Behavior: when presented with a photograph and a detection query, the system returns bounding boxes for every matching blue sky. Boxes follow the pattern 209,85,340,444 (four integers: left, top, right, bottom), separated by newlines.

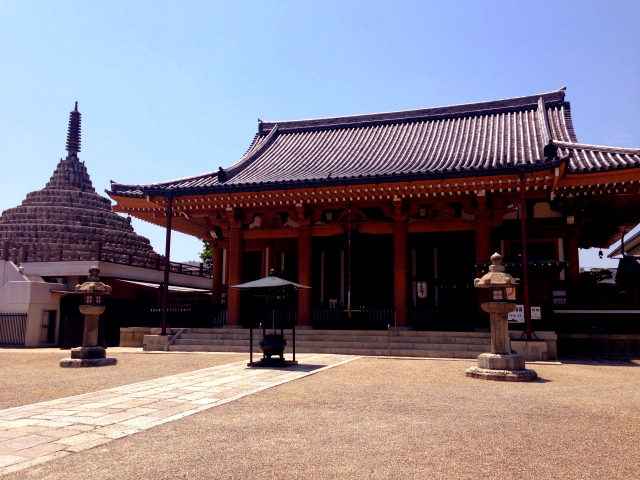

1,1,638,268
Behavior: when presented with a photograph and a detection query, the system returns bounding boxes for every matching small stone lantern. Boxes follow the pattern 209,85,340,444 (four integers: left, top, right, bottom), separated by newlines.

466,253,537,381
60,267,117,367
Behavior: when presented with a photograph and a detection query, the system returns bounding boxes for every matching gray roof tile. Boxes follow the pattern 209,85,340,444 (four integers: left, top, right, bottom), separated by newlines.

109,88,640,197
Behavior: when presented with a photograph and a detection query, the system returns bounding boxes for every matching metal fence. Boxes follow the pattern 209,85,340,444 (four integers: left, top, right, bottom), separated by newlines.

0,313,27,346
142,306,227,329
242,308,297,329
409,308,480,332
312,306,395,330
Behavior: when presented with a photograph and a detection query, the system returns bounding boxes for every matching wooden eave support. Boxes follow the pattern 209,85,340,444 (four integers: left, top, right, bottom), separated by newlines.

112,170,567,238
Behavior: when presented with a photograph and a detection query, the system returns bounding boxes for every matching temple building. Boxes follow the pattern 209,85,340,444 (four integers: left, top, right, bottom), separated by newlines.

108,87,640,344
0,104,212,348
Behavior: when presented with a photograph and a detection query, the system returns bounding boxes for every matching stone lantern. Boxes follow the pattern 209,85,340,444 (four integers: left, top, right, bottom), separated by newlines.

60,267,117,367
466,253,537,381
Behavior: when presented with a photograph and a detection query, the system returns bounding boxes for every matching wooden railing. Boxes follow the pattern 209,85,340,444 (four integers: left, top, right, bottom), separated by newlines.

1,241,212,279
0,313,27,346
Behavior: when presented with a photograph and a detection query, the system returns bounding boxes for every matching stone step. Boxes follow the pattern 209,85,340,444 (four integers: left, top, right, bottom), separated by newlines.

171,328,491,359
167,344,257,353
173,337,489,352
184,328,489,338
180,333,250,341
180,331,491,345
167,343,484,359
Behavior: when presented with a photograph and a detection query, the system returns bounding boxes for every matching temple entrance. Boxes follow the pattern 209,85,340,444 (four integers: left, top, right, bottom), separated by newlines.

350,234,394,308
410,231,478,331
311,233,393,329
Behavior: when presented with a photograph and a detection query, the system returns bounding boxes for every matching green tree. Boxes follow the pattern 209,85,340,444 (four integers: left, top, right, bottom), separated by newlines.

579,268,613,286
200,240,213,267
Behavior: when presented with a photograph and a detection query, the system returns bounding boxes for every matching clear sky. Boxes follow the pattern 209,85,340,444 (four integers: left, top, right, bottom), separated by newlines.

1,1,638,269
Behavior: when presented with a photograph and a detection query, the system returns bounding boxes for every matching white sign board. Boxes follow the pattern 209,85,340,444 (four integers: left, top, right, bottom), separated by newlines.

416,281,428,299
508,305,541,322
508,304,525,323
531,306,541,320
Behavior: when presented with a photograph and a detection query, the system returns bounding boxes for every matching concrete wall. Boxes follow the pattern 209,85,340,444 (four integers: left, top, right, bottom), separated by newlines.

0,260,28,287
120,327,154,347
510,331,557,360
0,278,61,347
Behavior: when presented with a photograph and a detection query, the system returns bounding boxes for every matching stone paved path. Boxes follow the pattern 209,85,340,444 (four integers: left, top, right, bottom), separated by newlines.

0,354,357,476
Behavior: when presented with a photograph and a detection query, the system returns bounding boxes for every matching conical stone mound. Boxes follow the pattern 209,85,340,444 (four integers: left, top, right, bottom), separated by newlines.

0,104,156,261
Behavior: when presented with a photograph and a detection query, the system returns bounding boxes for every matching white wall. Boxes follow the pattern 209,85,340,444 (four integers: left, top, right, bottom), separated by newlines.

0,260,27,287
0,278,61,347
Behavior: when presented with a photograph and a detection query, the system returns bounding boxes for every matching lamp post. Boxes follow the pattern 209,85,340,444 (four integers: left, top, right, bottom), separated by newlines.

60,266,117,367
466,253,537,381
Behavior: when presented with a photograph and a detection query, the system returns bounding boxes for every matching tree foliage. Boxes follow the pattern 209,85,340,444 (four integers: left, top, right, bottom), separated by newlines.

579,268,613,286
200,240,212,266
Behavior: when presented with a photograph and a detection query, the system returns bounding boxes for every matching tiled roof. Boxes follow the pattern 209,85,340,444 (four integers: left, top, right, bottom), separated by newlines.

109,88,640,197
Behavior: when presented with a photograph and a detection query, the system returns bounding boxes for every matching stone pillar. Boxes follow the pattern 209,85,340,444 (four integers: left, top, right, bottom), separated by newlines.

298,225,312,327
393,221,408,327
81,305,102,348
227,227,243,326
211,245,223,304
485,303,513,354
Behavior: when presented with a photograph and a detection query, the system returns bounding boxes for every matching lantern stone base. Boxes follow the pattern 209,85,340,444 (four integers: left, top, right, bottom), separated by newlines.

477,353,525,370
467,354,537,381
465,366,537,381
70,346,106,359
60,346,117,367
60,357,117,368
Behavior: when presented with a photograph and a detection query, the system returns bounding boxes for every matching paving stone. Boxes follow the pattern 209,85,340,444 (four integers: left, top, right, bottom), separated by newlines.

64,424,96,432
0,354,357,476
0,434,58,454
65,437,111,453
0,455,29,468
0,451,71,476
53,432,105,446
13,441,67,458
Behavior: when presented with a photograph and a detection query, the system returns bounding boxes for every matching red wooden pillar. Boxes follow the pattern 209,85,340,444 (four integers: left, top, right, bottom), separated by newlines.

297,225,312,327
227,228,243,326
211,244,223,304
475,210,492,325
393,221,408,327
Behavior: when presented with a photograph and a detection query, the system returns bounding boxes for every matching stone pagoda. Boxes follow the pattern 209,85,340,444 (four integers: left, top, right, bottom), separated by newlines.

0,103,156,261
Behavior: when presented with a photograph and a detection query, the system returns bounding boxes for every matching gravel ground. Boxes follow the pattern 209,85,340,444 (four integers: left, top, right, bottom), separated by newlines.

0,348,246,409
5,356,640,479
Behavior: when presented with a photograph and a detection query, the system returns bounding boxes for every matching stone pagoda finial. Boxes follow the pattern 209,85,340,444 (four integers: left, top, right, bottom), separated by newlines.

66,101,81,155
